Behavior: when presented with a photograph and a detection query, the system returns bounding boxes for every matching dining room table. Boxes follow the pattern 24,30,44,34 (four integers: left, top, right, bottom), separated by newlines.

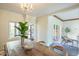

4,40,59,56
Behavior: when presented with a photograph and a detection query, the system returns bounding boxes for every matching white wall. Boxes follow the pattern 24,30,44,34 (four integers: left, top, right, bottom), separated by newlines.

37,15,48,42
37,15,63,46
37,15,79,46
0,9,23,49
0,9,36,49
62,20,79,40
47,15,63,46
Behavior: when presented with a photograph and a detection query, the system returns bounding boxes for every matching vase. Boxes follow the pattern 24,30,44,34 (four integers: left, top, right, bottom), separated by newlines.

21,37,24,48
23,39,35,50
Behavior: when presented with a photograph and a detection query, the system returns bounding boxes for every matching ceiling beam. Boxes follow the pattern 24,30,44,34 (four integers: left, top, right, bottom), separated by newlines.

63,18,79,21
53,15,64,22
53,15,79,22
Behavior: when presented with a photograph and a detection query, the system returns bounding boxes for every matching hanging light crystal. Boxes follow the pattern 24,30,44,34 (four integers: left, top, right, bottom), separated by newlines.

21,3,33,20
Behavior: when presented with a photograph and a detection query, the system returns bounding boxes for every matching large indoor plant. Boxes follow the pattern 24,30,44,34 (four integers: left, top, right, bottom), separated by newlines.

15,21,28,47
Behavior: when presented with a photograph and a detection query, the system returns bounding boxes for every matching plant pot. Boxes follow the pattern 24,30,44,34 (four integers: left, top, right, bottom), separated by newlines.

21,38,24,48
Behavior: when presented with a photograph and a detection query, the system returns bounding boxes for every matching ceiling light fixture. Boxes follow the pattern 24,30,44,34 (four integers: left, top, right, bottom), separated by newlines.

21,3,33,20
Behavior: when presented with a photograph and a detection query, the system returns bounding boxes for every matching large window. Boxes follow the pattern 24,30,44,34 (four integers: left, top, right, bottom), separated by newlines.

9,22,35,40
9,22,19,39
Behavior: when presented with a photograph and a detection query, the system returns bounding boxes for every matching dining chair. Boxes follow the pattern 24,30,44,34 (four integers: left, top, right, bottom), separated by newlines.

62,36,73,45
50,45,68,56
38,41,46,43
0,49,5,56
38,41,46,46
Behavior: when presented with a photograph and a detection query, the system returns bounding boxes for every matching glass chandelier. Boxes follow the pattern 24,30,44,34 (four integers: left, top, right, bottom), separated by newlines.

21,3,33,20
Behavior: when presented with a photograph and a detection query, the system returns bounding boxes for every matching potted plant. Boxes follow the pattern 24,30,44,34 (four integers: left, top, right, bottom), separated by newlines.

15,21,28,47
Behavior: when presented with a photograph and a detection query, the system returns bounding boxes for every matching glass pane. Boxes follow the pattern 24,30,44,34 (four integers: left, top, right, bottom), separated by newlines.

15,23,20,36
9,22,15,39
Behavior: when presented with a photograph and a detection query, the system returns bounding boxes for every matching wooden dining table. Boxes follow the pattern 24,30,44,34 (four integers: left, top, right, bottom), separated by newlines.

4,40,59,56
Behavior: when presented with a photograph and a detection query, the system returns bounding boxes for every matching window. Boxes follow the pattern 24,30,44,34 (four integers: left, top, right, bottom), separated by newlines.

9,22,19,39
9,22,35,40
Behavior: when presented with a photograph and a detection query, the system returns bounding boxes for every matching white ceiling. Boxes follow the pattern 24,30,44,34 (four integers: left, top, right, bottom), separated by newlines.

0,3,54,16
0,3,79,20
54,7,79,20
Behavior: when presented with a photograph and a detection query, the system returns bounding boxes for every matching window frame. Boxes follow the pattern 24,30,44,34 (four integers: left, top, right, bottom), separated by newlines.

8,21,20,39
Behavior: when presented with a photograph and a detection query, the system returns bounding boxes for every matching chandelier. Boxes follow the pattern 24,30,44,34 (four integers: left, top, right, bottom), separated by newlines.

21,3,34,40
21,3,33,20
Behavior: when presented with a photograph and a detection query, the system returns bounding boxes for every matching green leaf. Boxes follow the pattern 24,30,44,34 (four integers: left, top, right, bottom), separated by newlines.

15,21,28,39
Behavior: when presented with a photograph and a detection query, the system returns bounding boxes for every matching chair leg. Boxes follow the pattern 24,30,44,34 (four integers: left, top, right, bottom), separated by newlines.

72,41,73,46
